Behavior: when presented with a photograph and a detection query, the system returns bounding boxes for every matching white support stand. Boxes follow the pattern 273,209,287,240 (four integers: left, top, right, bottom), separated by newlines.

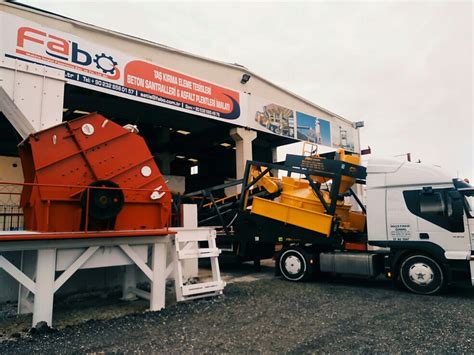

180,204,199,280
173,228,225,302
150,242,167,311
33,249,56,326
121,265,138,301
17,250,36,314
0,235,170,327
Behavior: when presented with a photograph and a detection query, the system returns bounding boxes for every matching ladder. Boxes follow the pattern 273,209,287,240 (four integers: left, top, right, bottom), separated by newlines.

173,228,226,301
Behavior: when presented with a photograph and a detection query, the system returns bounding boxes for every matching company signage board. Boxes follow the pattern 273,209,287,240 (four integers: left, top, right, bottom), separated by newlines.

0,13,242,124
0,12,357,151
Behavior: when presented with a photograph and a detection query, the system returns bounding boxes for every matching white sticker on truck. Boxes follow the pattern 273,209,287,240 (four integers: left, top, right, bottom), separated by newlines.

390,224,411,241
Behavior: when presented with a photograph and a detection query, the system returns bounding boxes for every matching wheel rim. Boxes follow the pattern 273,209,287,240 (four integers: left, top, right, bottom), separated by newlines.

408,262,434,286
284,255,302,275
400,255,444,295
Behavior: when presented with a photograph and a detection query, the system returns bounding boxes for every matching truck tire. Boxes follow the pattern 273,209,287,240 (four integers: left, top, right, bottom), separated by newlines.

278,247,311,282
399,254,445,295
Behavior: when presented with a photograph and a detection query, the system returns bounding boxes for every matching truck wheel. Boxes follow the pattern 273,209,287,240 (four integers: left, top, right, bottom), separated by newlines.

400,254,445,295
278,247,310,282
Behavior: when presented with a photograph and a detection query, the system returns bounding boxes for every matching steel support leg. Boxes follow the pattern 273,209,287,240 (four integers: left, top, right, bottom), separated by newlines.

32,248,56,327
121,265,138,301
18,250,36,314
150,242,167,311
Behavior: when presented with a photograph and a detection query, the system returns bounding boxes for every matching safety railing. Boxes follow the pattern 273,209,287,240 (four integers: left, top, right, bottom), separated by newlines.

0,183,23,231
0,181,173,233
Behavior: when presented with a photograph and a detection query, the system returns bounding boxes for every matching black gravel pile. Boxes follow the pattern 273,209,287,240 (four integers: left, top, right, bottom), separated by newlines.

0,277,472,353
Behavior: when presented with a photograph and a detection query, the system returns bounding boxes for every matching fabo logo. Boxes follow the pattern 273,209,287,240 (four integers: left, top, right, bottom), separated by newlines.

16,27,120,79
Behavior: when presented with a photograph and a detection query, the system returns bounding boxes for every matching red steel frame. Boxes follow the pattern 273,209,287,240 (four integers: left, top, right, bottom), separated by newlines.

17,113,173,233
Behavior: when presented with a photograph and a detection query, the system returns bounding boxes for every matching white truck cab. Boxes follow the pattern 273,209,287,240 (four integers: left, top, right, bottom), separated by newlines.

366,159,473,294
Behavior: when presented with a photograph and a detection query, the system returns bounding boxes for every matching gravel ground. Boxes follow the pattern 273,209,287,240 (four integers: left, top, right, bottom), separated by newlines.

0,273,472,354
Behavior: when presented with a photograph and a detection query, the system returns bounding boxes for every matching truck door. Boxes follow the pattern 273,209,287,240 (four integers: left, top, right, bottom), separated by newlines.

402,187,470,258
386,187,419,242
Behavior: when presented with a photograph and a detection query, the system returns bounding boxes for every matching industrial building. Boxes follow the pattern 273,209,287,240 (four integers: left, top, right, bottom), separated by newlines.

1,2,472,350
0,2,360,195
0,1,360,318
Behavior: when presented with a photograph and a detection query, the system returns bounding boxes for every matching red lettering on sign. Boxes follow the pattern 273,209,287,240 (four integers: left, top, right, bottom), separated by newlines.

17,27,46,47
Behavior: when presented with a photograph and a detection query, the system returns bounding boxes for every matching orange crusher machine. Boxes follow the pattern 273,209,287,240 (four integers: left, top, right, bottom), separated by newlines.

18,113,171,234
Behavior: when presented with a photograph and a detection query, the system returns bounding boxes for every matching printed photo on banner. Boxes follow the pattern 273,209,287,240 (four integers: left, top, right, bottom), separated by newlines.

331,122,356,151
254,103,295,138
296,112,331,146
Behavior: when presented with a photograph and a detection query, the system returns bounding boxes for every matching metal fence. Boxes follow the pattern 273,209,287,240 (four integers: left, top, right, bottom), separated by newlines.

0,184,24,231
